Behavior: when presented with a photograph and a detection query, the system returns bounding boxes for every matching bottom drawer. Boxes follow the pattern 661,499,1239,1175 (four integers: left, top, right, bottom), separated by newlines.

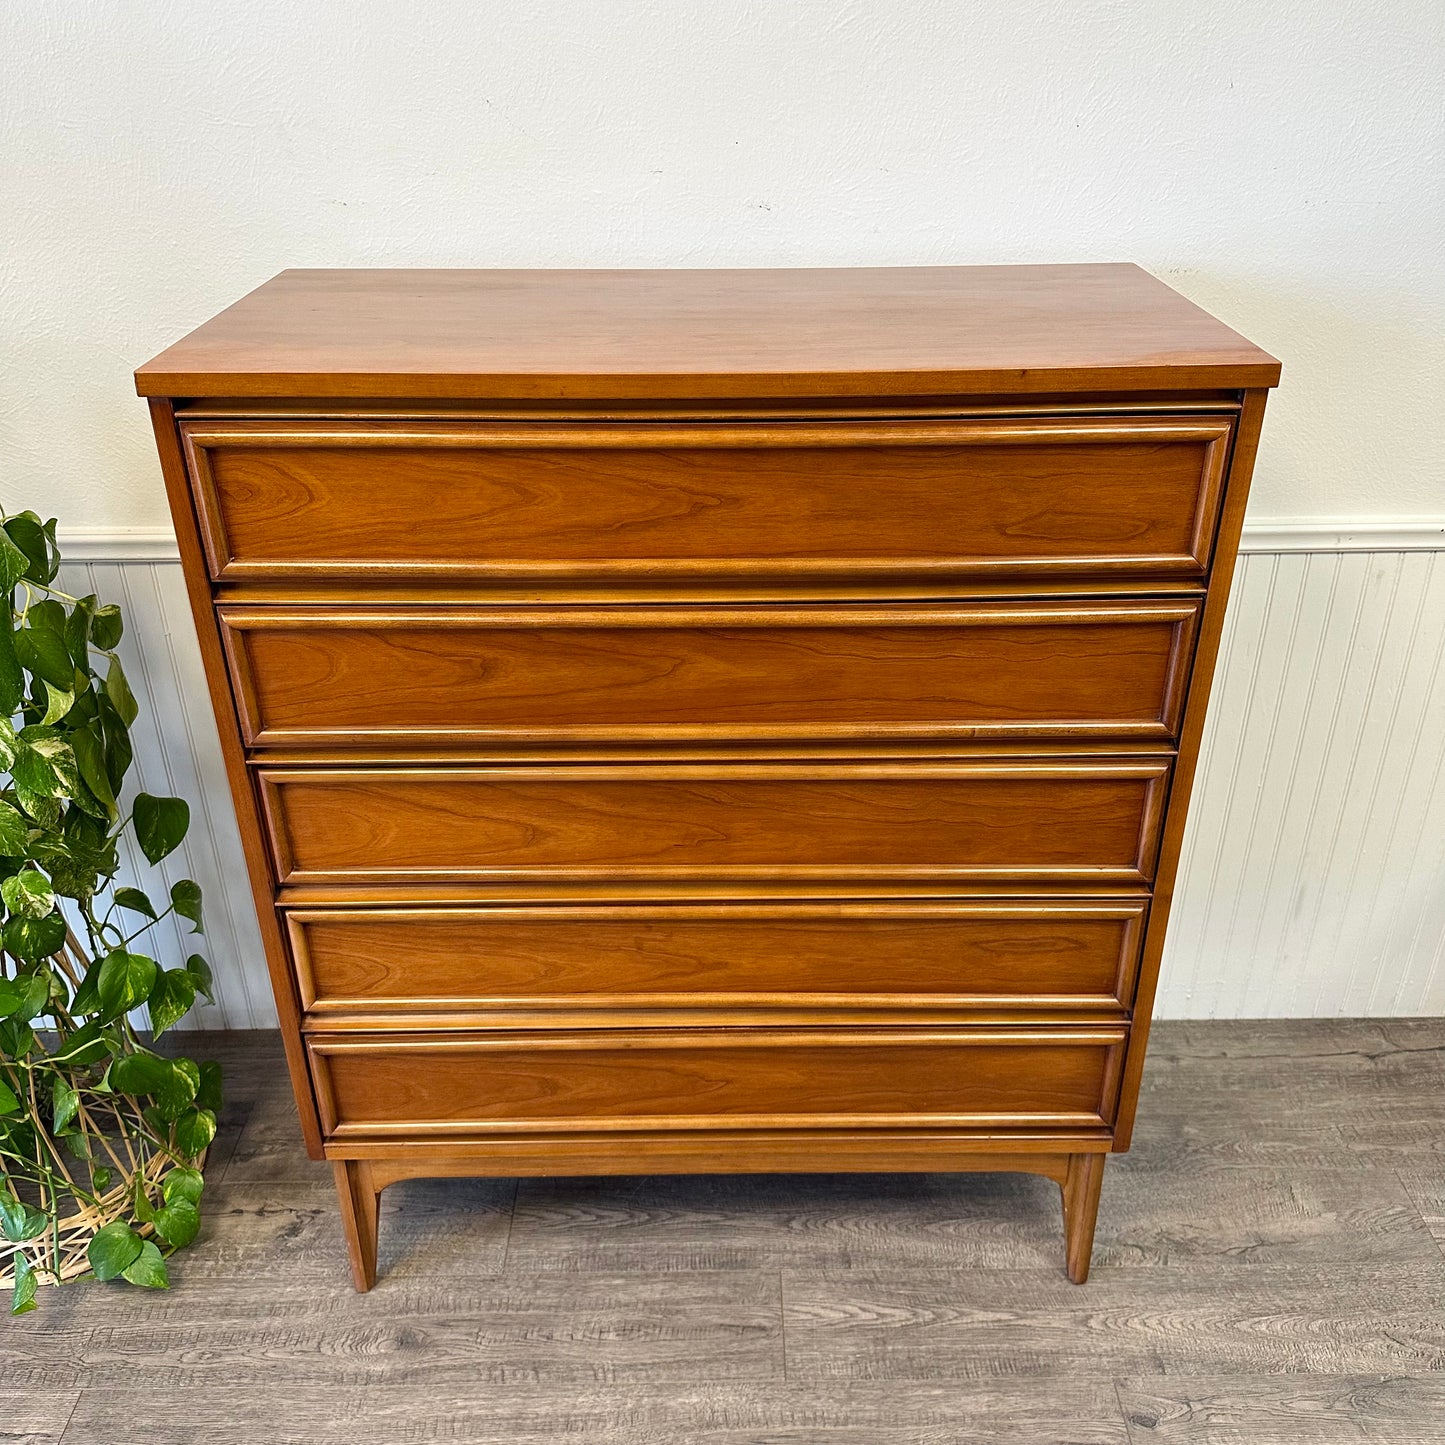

307,1027,1127,1138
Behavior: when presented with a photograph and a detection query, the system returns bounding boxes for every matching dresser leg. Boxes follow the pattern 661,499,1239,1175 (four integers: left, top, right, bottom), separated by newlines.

1060,1152,1106,1284
334,1160,380,1292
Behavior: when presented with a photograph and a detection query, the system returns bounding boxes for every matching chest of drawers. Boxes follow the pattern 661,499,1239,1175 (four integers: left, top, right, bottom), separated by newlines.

137,264,1277,1288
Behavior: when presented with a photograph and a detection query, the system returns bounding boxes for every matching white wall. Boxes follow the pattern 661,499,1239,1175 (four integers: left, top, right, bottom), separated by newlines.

5,3,1445,1020
2,0,1442,527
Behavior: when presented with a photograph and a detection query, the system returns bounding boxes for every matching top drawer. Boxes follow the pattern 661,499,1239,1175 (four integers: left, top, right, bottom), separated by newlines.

180,415,1234,585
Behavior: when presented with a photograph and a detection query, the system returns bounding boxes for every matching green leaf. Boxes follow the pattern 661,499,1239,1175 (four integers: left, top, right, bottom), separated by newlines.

10,1253,37,1315
96,949,157,1020
52,1076,80,1132
68,960,101,1017
0,528,30,592
0,980,20,1018
0,1019,35,1058
55,1017,108,1066
64,593,97,668
3,912,67,964
0,1192,48,1243
148,968,196,1038
104,655,138,728
0,717,18,771
90,602,123,651
170,879,203,933
133,793,188,865
1,867,55,919
195,1059,222,1114
71,721,117,819
121,1238,169,1289
97,695,132,791
40,681,74,726
186,953,214,1003
152,1198,200,1250
88,1220,144,1281
15,622,74,690
113,886,157,920
0,798,30,855
132,1177,155,1224
15,970,49,1023
107,1049,173,1097
162,1166,204,1207
13,731,81,815
3,513,60,585
152,1057,199,1121
92,1164,114,1193
174,1106,216,1158
0,615,23,718
0,1079,18,1114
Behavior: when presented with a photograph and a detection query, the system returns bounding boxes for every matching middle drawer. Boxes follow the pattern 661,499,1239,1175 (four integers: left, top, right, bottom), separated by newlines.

257,759,1170,888
219,600,1200,749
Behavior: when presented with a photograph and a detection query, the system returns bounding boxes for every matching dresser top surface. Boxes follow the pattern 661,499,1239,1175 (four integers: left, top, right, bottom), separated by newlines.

136,263,1279,401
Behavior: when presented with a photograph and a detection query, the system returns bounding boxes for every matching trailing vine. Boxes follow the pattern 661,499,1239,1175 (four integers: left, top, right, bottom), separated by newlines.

0,510,219,1313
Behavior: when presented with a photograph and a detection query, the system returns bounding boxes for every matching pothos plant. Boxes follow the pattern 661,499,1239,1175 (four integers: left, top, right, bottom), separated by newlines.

0,509,219,1315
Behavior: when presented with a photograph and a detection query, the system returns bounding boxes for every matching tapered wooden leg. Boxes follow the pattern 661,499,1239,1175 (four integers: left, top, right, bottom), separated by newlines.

333,1160,380,1292
1060,1151,1106,1284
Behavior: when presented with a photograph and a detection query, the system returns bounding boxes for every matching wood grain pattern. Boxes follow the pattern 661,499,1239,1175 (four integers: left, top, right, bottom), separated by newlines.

780,1267,1445,1379
183,414,1233,583
285,901,1147,1018
306,1027,1127,1138
53,1381,1134,1445
258,761,1171,887
1115,1374,1445,1442
134,263,1281,399
220,601,1199,747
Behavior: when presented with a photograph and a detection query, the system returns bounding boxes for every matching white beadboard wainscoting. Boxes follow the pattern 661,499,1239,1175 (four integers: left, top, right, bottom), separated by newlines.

54,523,1445,1029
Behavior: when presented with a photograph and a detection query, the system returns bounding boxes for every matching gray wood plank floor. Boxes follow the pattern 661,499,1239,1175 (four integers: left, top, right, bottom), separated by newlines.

2,1019,1442,1444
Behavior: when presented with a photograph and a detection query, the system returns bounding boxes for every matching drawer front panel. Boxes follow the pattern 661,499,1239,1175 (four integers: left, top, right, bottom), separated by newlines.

308,1027,1127,1136
259,762,1169,886
287,902,1147,1014
222,601,1199,748
184,416,1232,582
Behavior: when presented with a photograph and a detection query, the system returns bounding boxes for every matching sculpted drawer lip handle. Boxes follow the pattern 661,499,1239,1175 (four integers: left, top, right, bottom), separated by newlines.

305,1027,1132,1051
178,415,1237,447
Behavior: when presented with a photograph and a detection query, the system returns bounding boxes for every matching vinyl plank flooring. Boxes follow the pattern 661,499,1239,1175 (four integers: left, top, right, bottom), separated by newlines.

1116,1373,1445,1443
0,1391,80,1445
1093,1165,1442,1269
780,1265,1445,1380
1396,1170,1445,1260
5,1273,783,1389
55,1381,1130,1445
172,1175,517,1281
214,1087,312,1184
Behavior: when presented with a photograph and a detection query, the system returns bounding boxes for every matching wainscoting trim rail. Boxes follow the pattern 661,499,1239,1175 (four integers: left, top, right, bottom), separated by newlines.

58,518,1445,562
1237,517,1445,554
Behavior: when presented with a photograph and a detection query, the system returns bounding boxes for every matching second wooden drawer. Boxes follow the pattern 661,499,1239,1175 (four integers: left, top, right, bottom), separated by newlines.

221,600,1200,748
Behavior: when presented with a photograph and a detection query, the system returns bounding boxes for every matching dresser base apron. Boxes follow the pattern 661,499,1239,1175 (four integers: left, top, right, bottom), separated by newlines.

328,1137,1111,1291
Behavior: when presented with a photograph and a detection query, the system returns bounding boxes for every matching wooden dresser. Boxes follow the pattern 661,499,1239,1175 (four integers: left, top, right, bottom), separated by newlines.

137,265,1278,1289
